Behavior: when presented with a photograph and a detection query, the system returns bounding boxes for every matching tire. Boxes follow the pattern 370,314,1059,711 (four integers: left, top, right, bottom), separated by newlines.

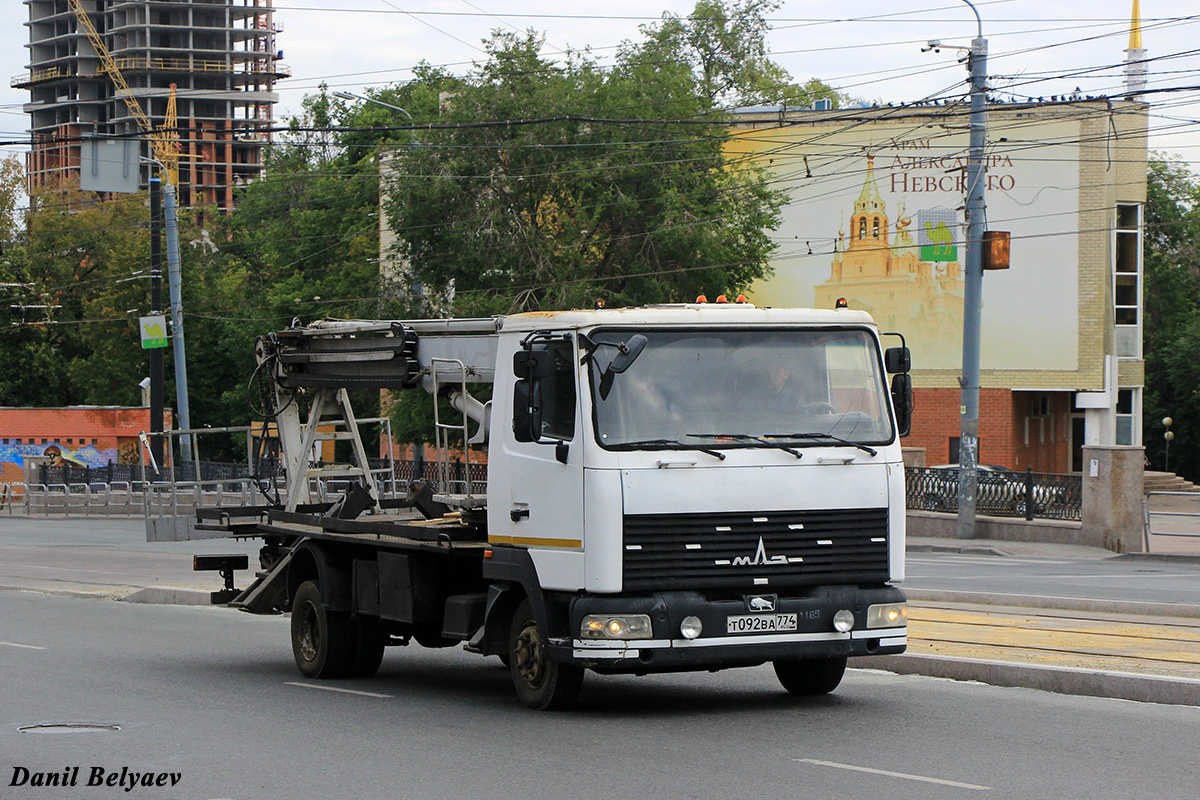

350,617,386,678
291,580,355,679
773,657,848,695
508,599,584,710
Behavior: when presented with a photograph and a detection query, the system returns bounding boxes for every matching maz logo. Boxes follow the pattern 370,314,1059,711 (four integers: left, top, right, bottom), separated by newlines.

728,537,803,566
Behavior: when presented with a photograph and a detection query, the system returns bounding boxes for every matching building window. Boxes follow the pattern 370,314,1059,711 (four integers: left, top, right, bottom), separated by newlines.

949,437,982,465
1115,387,1139,446
1114,204,1142,358
872,217,880,238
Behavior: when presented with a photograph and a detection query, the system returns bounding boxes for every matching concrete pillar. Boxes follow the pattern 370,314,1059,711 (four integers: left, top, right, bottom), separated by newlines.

1081,445,1145,553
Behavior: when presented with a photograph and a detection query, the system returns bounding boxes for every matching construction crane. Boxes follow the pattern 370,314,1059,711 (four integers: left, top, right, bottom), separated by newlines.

67,0,180,186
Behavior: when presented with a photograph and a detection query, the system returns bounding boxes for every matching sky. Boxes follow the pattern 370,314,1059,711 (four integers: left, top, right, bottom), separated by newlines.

1,0,1198,169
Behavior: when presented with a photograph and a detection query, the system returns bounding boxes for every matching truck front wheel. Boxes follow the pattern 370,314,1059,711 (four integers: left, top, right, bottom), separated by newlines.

773,657,847,695
291,580,355,679
508,599,583,710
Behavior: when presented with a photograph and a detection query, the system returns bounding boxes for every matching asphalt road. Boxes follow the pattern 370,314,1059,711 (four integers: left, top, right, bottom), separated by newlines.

905,550,1200,608
0,517,260,597
2,591,1199,800
4,517,1198,609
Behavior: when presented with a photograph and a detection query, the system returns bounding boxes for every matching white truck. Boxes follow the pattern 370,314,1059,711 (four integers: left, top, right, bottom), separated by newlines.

174,301,912,709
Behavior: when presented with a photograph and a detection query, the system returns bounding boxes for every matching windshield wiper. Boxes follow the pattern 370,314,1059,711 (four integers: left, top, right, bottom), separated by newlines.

613,439,726,461
774,432,877,457
687,433,802,459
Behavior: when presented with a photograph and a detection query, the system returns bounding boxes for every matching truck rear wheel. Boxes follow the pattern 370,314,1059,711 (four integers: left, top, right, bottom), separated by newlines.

291,580,355,679
773,656,847,695
508,599,583,710
350,617,386,678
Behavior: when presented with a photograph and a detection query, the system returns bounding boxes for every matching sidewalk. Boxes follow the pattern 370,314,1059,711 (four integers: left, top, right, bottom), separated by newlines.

858,536,1200,706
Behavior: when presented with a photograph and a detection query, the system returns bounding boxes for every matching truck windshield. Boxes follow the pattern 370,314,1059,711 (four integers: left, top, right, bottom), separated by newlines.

587,327,894,450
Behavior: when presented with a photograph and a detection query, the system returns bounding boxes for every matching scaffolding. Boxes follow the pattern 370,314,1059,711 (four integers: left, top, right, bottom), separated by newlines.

18,0,288,210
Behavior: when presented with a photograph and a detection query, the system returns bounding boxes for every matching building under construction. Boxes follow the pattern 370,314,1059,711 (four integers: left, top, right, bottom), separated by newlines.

16,0,287,210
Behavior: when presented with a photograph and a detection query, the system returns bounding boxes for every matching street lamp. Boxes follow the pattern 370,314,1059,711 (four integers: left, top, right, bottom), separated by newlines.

332,90,414,121
332,90,425,306
1163,416,1174,472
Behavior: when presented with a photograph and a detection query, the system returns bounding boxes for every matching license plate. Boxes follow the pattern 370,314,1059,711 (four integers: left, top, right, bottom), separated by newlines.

726,613,798,634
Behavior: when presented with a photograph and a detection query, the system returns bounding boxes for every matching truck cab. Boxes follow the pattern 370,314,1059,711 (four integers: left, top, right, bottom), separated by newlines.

481,304,909,706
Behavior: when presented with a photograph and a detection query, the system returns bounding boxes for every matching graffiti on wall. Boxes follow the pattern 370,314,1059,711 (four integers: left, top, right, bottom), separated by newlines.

0,442,118,474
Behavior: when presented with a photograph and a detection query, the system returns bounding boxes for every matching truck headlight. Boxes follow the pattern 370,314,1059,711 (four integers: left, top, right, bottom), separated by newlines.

866,602,907,628
580,614,653,640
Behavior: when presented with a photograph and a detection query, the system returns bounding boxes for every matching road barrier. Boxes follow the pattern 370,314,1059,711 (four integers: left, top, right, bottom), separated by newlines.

1143,491,1200,552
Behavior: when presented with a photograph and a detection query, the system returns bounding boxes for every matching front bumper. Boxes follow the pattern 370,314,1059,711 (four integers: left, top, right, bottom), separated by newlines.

559,585,907,673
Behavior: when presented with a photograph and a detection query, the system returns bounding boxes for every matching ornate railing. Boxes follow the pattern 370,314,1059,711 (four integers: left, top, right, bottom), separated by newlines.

905,466,1082,521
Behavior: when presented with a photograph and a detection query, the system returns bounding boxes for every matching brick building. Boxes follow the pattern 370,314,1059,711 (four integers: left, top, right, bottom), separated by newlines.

17,0,286,210
0,406,167,483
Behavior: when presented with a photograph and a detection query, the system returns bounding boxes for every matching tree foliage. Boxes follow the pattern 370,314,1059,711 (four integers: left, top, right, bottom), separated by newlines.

2,0,852,454
1143,154,1200,481
1,183,151,407
383,17,788,317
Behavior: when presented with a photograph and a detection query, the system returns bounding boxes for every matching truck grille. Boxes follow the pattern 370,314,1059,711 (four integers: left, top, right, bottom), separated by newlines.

622,508,889,592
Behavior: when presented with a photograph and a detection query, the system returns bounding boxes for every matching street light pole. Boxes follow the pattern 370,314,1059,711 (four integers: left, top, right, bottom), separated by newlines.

1163,417,1174,473
332,90,425,308
148,175,165,472
332,90,414,120
957,0,988,540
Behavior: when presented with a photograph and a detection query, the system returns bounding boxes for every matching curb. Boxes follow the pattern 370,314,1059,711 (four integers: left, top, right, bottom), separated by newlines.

904,587,1200,618
1117,552,1200,565
907,543,1010,557
121,587,213,606
852,653,1200,707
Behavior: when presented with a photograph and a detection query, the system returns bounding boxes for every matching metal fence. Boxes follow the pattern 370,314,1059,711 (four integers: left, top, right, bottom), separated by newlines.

1144,491,1200,552
3,458,487,518
905,466,1082,521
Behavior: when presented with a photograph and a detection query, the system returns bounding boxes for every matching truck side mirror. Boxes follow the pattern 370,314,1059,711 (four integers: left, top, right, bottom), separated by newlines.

512,379,543,443
891,373,913,437
598,333,648,400
513,349,554,379
885,346,911,374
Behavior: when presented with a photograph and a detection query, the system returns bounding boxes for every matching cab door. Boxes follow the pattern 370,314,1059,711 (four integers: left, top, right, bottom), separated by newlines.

491,336,585,589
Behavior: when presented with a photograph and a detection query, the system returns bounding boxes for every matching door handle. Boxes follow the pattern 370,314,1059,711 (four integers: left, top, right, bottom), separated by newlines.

510,506,530,522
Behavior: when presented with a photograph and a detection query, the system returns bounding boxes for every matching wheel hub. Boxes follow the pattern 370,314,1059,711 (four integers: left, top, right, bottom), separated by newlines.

514,622,545,688
297,602,319,662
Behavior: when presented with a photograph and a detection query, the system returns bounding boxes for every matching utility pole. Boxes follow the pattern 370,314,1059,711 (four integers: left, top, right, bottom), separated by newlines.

957,1,988,539
149,175,165,471
163,182,192,462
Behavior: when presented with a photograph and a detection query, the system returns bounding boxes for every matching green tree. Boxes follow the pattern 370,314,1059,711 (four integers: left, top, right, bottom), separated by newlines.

1143,154,1200,481
0,156,23,244
383,28,785,317
0,183,151,407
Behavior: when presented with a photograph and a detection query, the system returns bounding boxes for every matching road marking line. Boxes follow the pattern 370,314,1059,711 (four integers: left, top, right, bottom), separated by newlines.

794,759,992,790
284,682,392,699
0,641,46,650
